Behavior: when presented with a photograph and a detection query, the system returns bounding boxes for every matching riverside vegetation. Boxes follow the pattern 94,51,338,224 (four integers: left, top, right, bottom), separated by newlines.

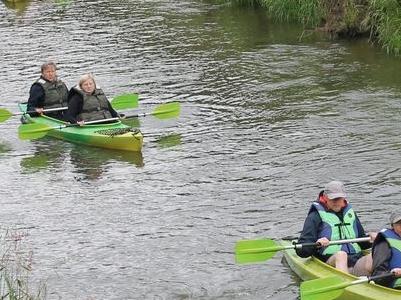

0,228,45,300
224,0,401,56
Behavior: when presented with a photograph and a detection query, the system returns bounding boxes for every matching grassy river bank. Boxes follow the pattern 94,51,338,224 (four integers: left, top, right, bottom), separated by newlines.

224,0,401,56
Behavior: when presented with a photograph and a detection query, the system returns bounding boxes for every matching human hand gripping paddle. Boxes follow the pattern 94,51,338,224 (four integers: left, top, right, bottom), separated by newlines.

0,93,139,123
300,272,396,300
18,101,180,140
235,237,370,264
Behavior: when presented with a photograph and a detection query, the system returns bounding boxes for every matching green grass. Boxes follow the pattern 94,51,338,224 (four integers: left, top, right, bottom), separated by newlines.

369,0,401,55
222,0,325,27
261,0,324,27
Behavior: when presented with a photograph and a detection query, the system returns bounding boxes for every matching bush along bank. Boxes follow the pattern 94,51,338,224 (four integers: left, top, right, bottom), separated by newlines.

225,0,401,56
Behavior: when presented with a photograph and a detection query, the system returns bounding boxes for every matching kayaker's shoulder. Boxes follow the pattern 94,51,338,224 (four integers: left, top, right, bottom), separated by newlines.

68,87,82,99
37,78,46,84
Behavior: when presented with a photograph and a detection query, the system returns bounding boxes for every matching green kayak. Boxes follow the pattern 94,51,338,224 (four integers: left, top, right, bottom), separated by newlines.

18,104,143,152
281,240,401,300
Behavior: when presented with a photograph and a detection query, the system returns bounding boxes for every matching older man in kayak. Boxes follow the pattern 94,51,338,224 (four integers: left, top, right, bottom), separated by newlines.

296,181,376,276
27,61,68,120
371,210,401,288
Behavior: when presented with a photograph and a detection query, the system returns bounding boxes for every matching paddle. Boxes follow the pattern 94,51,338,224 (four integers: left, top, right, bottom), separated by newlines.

0,107,67,123
109,93,139,110
235,237,370,264
0,93,138,123
300,272,395,300
18,102,180,140
125,101,180,120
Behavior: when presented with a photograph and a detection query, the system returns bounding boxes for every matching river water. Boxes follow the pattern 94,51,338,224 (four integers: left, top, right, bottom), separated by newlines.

1,0,401,299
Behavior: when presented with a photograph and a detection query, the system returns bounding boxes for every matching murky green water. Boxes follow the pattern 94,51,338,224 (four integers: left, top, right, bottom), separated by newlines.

1,0,401,299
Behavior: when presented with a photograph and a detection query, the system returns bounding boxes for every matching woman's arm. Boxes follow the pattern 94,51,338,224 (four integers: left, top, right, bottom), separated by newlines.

372,240,393,287
65,94,83,123
107,101,119,118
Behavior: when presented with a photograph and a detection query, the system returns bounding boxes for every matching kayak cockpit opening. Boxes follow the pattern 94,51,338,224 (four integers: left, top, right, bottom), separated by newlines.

94,127,141,137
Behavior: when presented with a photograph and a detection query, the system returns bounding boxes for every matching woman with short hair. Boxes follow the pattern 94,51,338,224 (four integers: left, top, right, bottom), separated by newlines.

66,74,119,125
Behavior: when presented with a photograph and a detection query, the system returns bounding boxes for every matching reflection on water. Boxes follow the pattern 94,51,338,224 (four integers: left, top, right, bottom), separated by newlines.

3,0,72,9
1,0,32,14
20,139,67,173
20,153,56,172
0,141,12,154
20,139,144,177
1,0,71,15
69,143,144,180
54,0,71,8
155,133,182,148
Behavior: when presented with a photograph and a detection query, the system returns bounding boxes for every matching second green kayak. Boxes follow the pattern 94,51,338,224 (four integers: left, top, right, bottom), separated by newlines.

281,240,401,300
19,104,143,152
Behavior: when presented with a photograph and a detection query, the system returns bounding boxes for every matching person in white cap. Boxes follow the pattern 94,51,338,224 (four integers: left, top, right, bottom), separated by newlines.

295,181,376,275
371,209,401,289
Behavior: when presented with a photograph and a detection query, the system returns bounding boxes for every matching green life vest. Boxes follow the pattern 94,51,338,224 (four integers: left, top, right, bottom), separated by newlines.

35,78,68,109
313,202,362,255
73,87,113,122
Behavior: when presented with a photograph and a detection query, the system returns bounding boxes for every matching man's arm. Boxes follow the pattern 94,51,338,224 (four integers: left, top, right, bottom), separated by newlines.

295,211,321,258
27,84,45,117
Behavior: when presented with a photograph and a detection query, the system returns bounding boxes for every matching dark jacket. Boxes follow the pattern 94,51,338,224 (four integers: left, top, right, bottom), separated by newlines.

65,88,119,124
27,77,68,119
27,83,45,117
372,232,401,288
295,191,371,264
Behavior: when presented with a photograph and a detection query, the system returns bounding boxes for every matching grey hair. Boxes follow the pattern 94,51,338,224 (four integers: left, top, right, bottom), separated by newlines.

41,61,57,73
78,73,96,89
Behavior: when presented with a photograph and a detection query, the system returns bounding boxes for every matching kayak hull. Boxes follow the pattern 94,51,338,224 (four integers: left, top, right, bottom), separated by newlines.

19,104,143,152
281,240,401,300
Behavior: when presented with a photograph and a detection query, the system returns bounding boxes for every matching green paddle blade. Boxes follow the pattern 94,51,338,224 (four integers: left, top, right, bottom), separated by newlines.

18,123,52,140
300,276,346,300
152,102,180,119
0,108,12,123
235,239,282,264
111,93,139,110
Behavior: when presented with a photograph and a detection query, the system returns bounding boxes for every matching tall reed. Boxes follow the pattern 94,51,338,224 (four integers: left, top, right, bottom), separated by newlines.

369,0,401,55
0,228,46,299
224,0,325,27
